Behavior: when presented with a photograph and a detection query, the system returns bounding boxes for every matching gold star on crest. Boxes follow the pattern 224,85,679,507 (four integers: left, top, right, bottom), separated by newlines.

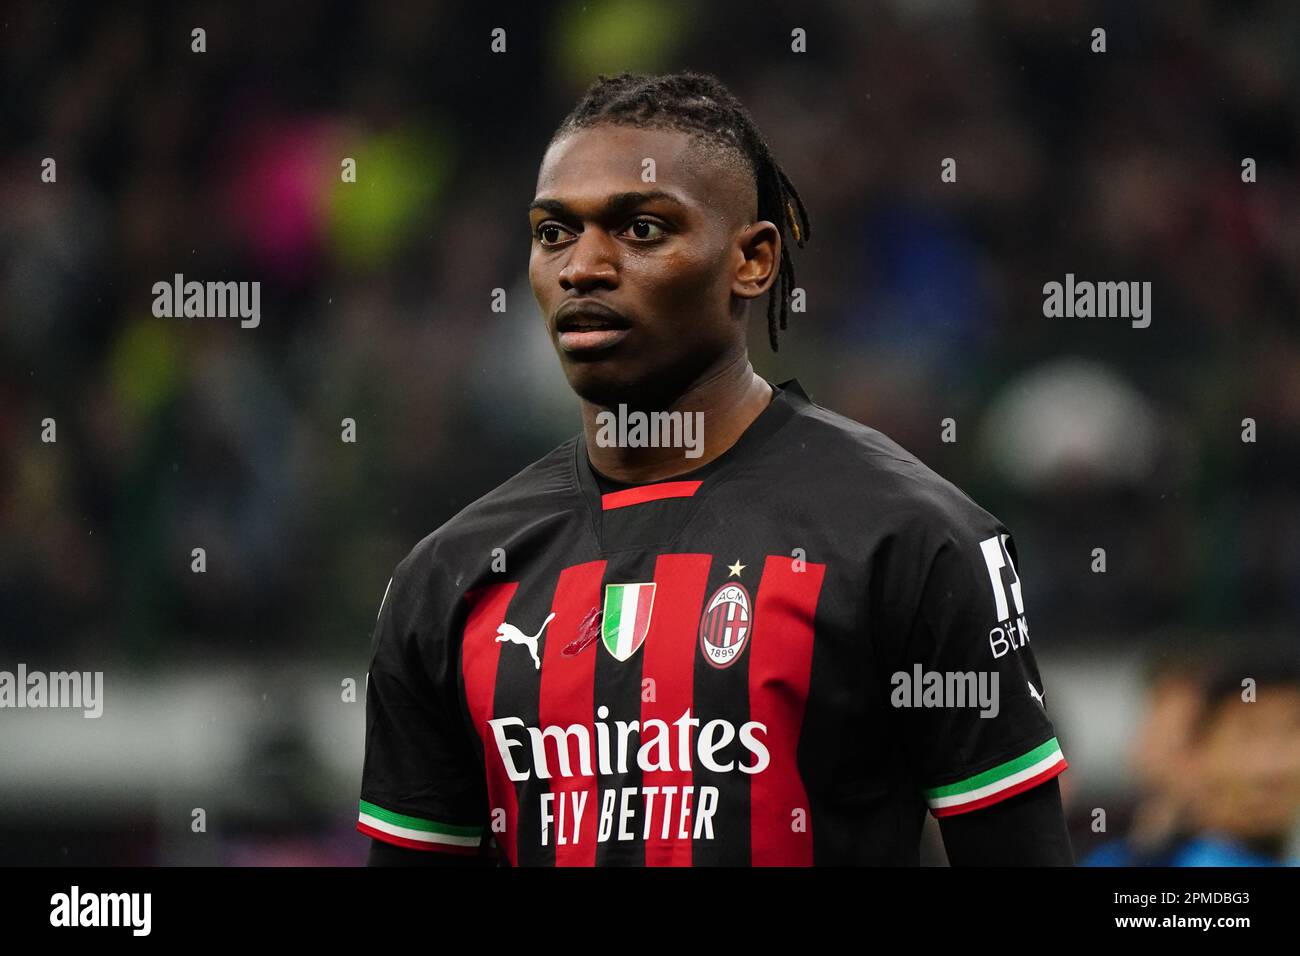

727,559,746,577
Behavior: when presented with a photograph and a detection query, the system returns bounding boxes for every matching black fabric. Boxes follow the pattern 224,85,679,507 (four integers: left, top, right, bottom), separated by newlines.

939,777,1073,866
357,378,1069,864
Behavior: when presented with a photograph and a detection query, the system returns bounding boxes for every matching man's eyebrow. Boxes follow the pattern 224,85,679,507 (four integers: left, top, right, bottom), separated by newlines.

527,190,689,218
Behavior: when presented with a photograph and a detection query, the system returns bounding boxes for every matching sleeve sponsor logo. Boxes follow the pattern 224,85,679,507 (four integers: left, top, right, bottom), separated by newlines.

979,534,1031,659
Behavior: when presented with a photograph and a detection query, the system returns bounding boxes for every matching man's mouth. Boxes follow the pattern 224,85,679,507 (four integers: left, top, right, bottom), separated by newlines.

554,302,632,354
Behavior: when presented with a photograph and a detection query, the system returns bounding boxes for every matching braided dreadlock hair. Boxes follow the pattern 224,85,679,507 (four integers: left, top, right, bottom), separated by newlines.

552,71,811,352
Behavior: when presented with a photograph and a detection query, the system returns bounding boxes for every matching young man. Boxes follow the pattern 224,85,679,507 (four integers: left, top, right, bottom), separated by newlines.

1086,654,1300,866
359,72,1072,866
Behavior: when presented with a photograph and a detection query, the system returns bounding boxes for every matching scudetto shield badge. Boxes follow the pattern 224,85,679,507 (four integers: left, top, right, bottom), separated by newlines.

601,583,656,662
699,582,752,668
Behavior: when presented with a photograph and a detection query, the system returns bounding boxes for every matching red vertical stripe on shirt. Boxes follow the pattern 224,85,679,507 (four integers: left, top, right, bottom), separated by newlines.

537,560,607,866
640,553,712,866
748,555,826,866
460,582,519,866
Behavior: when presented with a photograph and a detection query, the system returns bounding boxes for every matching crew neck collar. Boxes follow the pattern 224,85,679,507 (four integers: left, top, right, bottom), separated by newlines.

572,379,810,551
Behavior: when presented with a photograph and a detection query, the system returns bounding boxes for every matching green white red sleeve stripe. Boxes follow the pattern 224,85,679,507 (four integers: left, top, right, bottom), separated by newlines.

924,737,1067,817
357,799,485,854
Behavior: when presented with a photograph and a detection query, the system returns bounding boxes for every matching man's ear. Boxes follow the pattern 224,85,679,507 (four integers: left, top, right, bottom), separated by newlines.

732,220,781,301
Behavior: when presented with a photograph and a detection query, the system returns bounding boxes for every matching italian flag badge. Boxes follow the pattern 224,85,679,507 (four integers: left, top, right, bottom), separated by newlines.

601,582,656,661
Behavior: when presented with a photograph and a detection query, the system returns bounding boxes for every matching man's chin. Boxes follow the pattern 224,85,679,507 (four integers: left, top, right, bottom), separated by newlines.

561,361,683,411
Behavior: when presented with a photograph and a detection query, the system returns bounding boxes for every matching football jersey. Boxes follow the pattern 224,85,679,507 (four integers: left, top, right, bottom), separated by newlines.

357,379,1067,865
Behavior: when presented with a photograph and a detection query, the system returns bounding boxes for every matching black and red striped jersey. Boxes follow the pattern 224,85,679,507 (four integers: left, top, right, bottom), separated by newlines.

357,379,1067,865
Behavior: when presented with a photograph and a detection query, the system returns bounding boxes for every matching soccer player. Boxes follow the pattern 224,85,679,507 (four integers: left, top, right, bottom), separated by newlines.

359,71,1073,866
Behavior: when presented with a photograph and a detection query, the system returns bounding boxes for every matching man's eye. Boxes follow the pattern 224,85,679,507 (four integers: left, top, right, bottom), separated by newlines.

537,224,571,246
622,219,665,241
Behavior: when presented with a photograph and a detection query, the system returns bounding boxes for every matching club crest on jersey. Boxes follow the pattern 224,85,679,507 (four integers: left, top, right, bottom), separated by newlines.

601,583,656,662
699,582,752,668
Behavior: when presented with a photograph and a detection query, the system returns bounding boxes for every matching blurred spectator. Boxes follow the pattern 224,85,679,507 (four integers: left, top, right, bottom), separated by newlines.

1086,651,1300,866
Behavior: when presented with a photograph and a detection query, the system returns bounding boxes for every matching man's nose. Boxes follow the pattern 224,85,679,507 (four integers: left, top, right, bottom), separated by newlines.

558,231,618,292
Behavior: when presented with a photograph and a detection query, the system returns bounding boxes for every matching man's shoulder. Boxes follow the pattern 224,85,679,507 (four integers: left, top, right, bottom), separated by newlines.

393,436,582,583
783,395,1002,539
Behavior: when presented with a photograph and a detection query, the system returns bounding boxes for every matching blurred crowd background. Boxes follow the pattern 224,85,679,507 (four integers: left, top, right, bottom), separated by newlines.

1,0,1297,865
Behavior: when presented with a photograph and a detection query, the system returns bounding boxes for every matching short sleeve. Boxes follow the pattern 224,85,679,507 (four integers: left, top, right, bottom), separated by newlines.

895,519,1067,818
357,559,492,855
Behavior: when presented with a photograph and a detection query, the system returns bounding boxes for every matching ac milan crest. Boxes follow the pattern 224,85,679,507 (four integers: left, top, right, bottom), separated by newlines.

698,582,752,668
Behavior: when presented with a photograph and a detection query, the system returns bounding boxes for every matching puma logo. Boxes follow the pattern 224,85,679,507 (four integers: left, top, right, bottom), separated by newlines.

495,613,556,670
1028,681,1045,707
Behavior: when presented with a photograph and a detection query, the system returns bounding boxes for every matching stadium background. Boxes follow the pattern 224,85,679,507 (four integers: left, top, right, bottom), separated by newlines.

1,0,1297,865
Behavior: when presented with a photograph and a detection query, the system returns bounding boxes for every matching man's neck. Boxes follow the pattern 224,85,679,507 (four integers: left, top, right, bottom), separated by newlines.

580,358,774,483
